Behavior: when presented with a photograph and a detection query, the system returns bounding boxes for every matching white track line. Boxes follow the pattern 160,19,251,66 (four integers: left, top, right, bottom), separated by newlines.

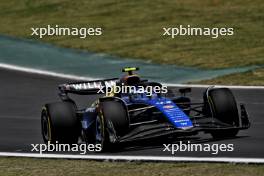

163,83,264,89
0,152,264,163
1,63,263,89
0,63,97,81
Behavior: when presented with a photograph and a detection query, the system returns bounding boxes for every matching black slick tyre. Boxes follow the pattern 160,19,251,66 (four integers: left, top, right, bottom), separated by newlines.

206,88,239,139
41,102,79,144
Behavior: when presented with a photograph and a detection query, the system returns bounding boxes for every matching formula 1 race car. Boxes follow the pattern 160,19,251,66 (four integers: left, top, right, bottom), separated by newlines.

41,67,250,152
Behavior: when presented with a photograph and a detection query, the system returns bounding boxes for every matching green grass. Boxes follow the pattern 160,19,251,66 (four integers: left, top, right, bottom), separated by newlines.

0,157,264,176
190,68,264,85
0,0,263,69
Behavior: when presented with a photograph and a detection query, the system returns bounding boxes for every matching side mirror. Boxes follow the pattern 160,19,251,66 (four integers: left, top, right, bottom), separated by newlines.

179,88,191,96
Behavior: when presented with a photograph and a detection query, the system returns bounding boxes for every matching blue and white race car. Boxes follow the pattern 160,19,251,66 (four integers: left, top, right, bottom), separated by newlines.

41,67,250,151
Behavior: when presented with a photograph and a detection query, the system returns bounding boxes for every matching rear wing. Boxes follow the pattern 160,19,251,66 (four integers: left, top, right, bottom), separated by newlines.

58,78,119,95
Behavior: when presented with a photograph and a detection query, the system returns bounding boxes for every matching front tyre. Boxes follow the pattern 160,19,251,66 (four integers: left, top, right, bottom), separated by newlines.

94,100,129,152
205,88,239,139
94,113,109,152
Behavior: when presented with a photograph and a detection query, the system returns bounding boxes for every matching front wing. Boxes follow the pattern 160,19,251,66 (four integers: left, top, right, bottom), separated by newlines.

107,104,250,143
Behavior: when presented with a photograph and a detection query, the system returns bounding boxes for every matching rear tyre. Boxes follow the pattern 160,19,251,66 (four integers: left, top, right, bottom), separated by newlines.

95,100,129,152
41,102,79,144
206,88,239,139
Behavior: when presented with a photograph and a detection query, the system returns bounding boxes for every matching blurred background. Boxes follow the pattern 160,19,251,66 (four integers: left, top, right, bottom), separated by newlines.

0,0,263,84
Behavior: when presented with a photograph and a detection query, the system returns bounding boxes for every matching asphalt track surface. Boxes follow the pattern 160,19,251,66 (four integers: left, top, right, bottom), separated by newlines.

0,68,263,158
